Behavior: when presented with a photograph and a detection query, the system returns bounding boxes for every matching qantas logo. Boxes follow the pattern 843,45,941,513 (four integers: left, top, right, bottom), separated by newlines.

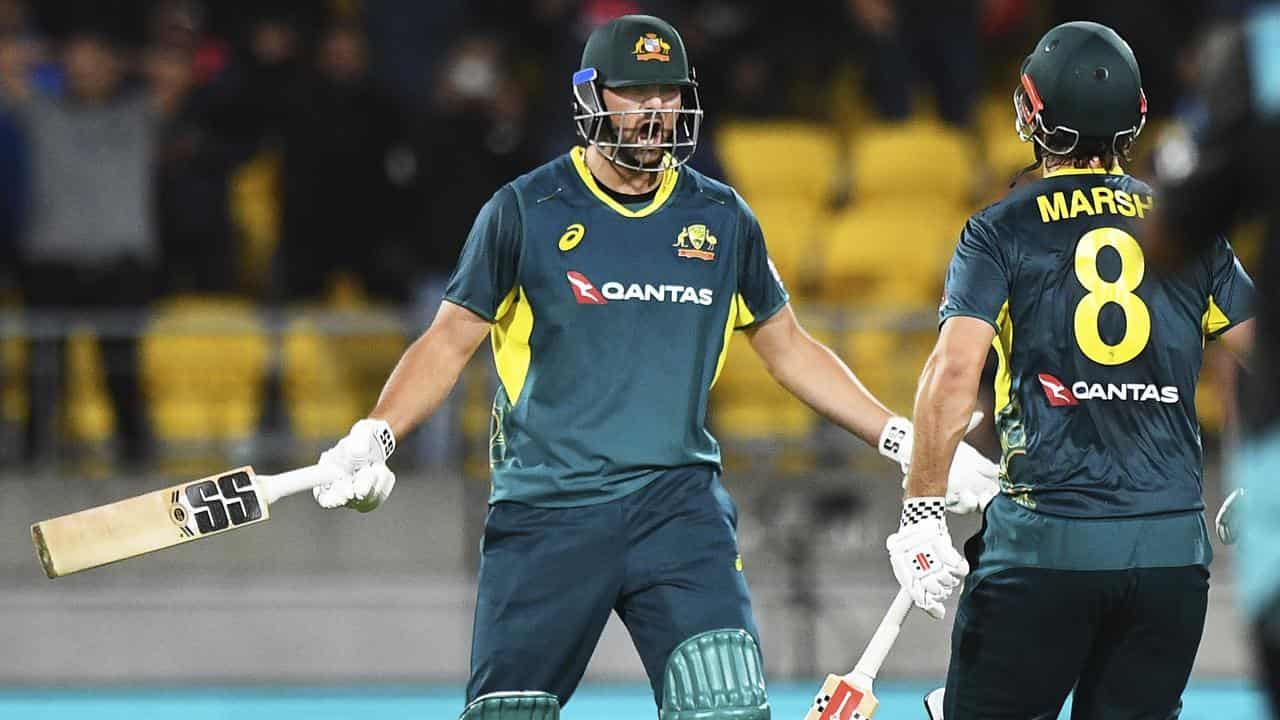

1038,372,1179,406
567,271,607,304
1037,373,1078,407
566,271,714,306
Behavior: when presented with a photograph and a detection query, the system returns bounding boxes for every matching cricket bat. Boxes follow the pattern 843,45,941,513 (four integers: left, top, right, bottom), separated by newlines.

804,588,914,720
31,465,335,579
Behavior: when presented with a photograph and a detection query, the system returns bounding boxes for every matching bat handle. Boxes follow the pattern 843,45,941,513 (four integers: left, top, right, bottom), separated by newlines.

849,588,914,683
259,465,341,504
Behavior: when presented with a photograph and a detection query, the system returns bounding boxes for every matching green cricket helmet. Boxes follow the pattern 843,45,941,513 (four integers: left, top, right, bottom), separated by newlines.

572,14,702,172
1015,21,1148,157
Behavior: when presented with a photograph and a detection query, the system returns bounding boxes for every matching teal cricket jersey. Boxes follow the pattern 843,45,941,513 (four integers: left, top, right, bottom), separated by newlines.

941,166,1254,520
444,147,788,507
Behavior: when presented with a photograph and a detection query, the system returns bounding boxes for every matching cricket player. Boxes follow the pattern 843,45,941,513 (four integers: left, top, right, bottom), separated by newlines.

303,14,998,720
892,22,1255,719
1147,2,1280,711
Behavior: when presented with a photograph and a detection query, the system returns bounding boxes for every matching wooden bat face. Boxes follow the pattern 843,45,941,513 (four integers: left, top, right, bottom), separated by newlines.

32,467,270,578
806,674,879,720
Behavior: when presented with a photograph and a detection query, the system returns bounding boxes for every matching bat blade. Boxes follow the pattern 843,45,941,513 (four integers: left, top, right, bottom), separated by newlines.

805,674,878,720
806,589,913,719
31,466,269,578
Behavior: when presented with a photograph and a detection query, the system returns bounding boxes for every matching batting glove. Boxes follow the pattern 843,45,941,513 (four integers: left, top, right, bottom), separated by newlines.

880,412,1000,515
886,497,968,619
319,418,395,476
1216,488,1245,545
314,462,396,513
924,688,945,720
314,419,397,512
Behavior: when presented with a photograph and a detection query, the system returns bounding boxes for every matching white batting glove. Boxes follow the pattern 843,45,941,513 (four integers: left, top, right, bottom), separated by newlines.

924,688,945,720
886,497,969,619
880,412,1000,514
1216,488,1245,545
319,418,396,476
314,462,396,513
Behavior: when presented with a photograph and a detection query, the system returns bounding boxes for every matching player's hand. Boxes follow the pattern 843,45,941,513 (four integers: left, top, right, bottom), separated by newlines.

939,440,1000,514
881,412,1000,514
313,462,396,512
1216,488,1245,545
319,418,396,476
886,498,968,619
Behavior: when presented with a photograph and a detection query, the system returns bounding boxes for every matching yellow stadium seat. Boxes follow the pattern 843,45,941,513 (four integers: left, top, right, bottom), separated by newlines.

852,120,975,204
710,334,813,441
282,306,407,441
820,201,970,304
746,197,826,294
976,93,1035,188
63,329,114,442
1,324,24,426
139,297,270,444
2,322,123,445
229,149,282,293
840,316,936,415
717,121,838,201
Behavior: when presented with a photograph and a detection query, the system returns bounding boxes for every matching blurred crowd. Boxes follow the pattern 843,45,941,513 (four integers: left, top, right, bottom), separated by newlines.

0,0,1250,464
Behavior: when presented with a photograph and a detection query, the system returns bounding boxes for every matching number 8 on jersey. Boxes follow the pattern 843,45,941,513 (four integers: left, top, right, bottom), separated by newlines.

1073,227,1151,366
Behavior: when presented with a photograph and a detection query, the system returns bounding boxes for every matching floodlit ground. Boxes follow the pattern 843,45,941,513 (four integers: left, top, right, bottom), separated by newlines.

0,682,1268,720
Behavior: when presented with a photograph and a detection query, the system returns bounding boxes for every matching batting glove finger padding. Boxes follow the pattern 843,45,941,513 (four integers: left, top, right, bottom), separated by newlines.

943,442,1000,515
349,463,395,513
1216,487,1245,545
887,499,969,620
313,463,395,513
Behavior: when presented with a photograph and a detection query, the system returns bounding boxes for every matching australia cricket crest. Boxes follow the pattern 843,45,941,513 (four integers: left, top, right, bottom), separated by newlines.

674,224,717,261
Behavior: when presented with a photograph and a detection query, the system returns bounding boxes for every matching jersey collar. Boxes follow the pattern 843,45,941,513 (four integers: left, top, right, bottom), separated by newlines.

570,146,680,218
1042,163,1125,178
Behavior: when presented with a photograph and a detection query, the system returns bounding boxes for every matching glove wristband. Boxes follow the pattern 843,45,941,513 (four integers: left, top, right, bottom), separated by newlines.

353,418,396,462
369,419,395,461
901,496,946,527
878,416,912,465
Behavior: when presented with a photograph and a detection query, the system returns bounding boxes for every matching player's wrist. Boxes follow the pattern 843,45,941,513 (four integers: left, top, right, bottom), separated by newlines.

899,496,946,528
878,416,912,467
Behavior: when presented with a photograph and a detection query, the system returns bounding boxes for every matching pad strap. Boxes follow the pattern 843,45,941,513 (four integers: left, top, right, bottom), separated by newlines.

459,691,559,720
661,629,770,720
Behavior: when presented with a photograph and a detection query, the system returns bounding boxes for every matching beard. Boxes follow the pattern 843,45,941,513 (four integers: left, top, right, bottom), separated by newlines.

616,143,667,170
608,123,674,170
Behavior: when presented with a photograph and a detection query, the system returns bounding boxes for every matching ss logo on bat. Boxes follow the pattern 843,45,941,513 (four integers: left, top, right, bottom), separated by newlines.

174,471,263,535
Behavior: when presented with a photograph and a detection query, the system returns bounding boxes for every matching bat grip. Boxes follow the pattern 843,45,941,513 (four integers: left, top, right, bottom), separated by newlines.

260,465,340,504
850,588,914,683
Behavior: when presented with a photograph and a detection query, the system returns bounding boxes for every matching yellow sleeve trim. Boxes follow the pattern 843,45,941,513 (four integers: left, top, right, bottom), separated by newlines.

1203,295,1231,337
491,286,535,404
569,146,679,218
991,301,1013,417
710,293,752,389
733,293,756,329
